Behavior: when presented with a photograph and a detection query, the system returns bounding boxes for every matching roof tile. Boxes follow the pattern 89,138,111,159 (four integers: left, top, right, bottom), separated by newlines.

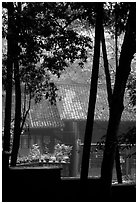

56,84,135,122
2,83,135,130
2,95,64,128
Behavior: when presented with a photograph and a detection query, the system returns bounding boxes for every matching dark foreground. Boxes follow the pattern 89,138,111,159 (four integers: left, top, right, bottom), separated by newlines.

2,166,136,202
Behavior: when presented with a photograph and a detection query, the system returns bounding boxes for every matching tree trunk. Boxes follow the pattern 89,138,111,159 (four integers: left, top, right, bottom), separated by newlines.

101,25,112,105
80,3,103,181
115,145,122,183
10,3,22,167
10,60,21,166
101,23,122,184
3,3,15,167
114,6,123,183
101,3,136,197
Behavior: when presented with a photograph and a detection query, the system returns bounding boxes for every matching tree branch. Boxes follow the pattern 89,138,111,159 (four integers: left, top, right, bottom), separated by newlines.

20,92,31,133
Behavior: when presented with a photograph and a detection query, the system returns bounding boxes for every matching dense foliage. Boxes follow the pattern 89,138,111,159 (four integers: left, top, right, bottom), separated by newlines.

2,3,92,102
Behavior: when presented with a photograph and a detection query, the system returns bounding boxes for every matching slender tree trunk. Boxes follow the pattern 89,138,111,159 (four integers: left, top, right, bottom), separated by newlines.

101,24,122,184
114,5,122,183
101,25,112,105
101,3,136,197
3,3,15,168
80,3,103,181
10,3,22,166
115,145,122,183
10,60,21,166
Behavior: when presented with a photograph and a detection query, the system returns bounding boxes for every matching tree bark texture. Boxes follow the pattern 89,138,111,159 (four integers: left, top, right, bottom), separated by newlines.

10,3,22,167
101,24,122,184
80,3,103,181
114,7,123,183
3,3,15,168
115,145,122,183
10,60,21,166
101,25,112,106
101,3,136,196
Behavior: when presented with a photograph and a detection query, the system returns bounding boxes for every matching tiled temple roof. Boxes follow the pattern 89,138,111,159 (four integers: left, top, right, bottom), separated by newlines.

27,99,64,128
2,94,64,129
57,84,89,120
2,83,135,129
56,83,135,122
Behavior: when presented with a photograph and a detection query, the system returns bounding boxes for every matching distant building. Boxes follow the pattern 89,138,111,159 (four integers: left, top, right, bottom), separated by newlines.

2,82,136,177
